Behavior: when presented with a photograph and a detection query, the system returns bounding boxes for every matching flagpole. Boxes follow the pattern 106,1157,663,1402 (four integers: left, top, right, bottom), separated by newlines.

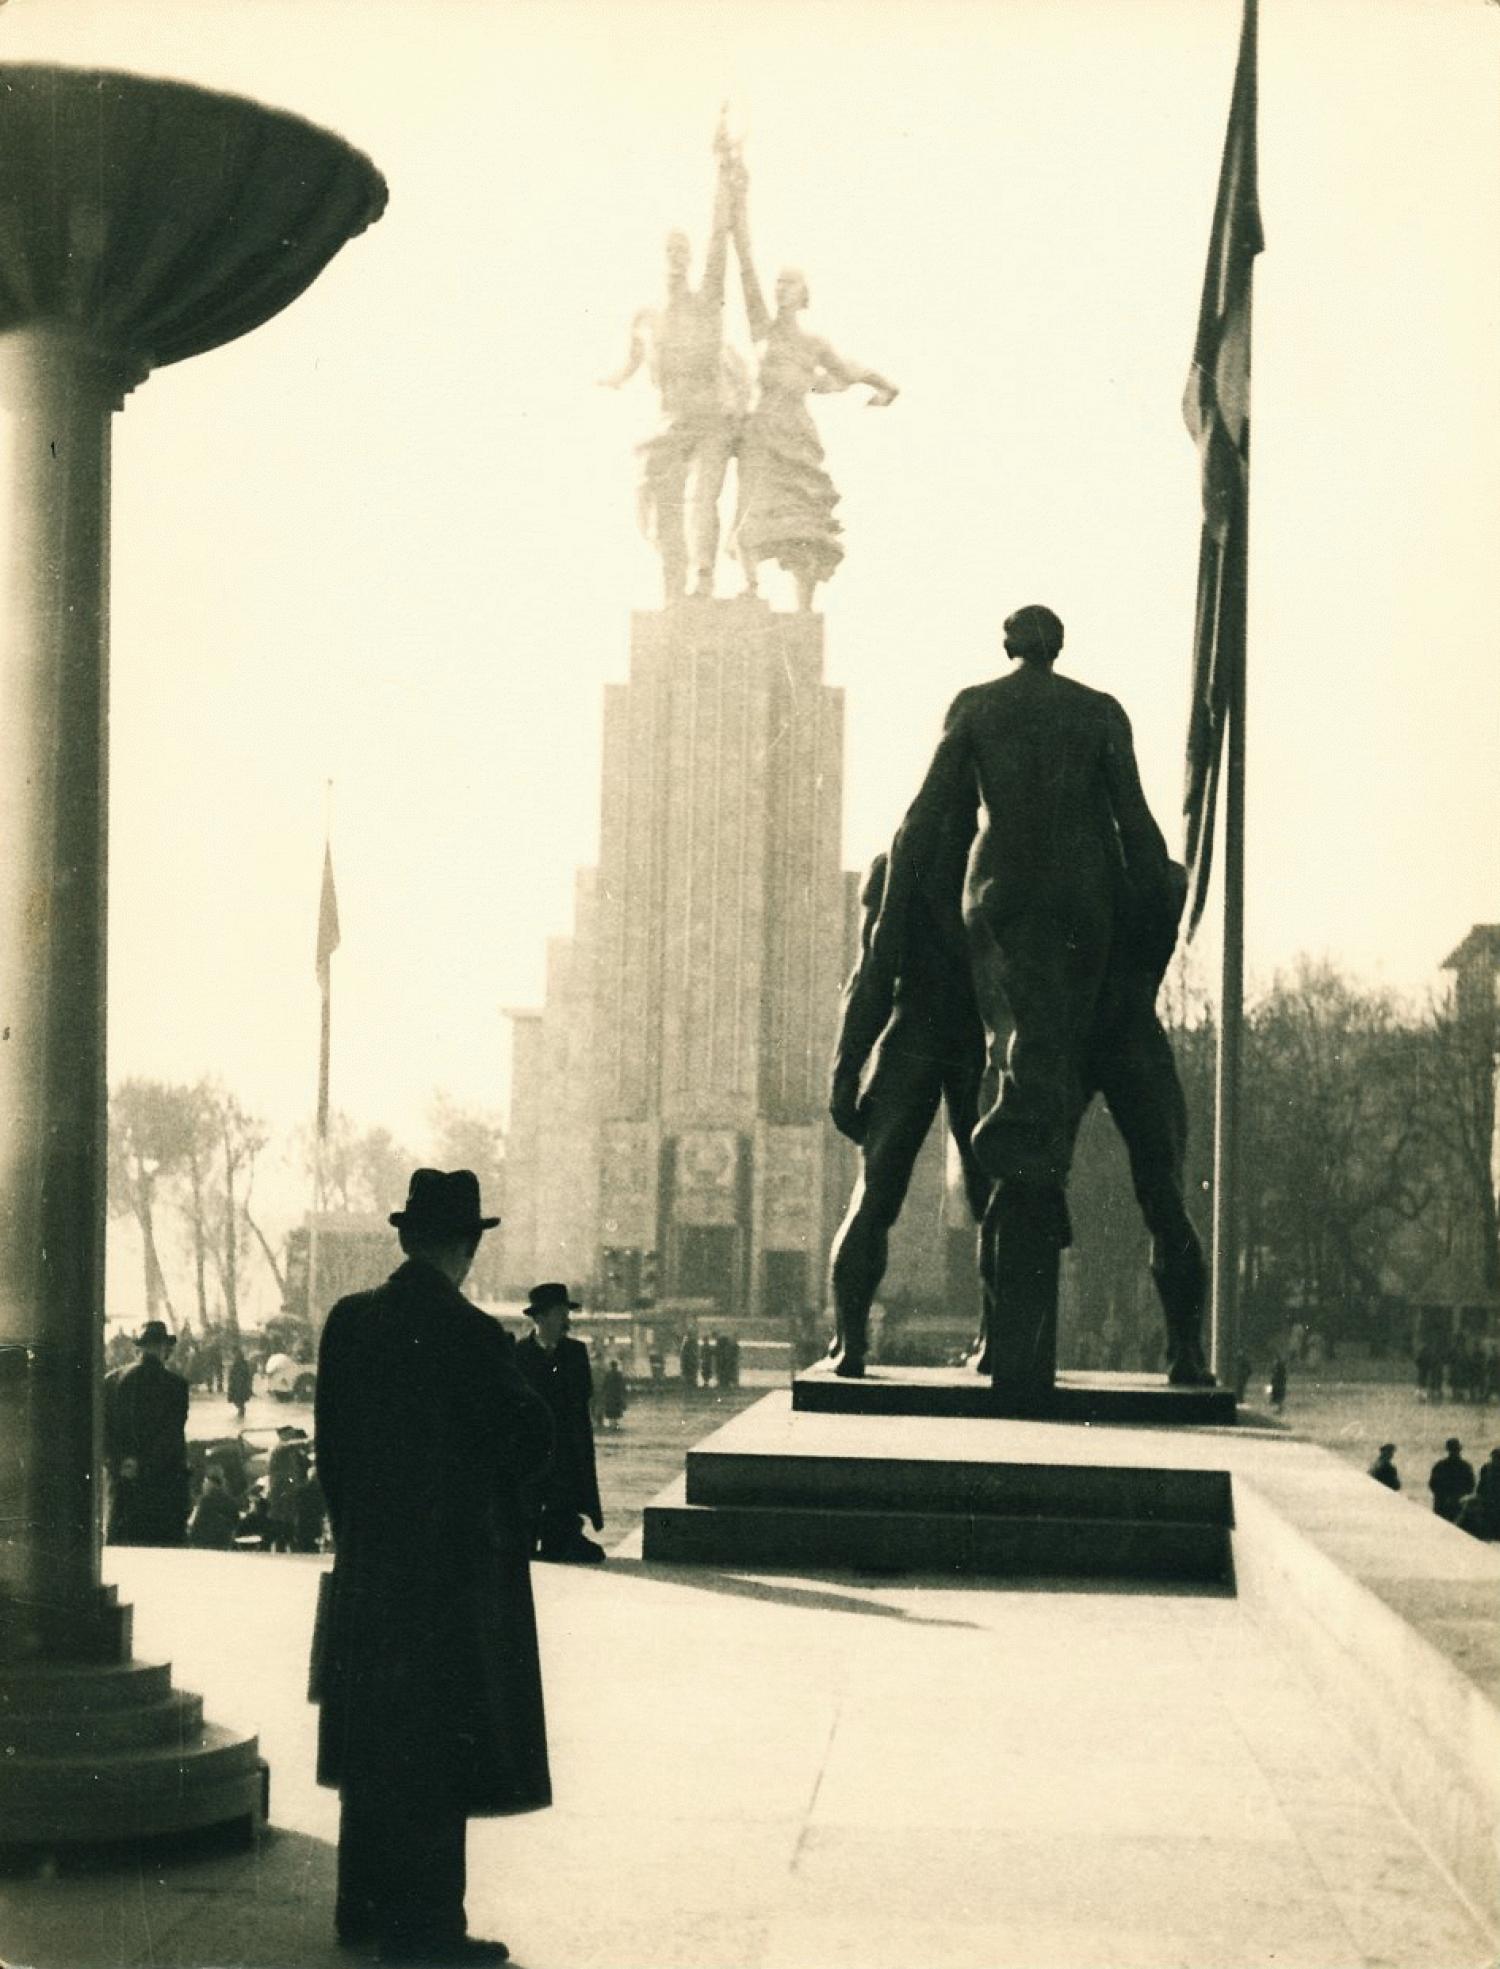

1210,486,1248,1384
310,782,334,1328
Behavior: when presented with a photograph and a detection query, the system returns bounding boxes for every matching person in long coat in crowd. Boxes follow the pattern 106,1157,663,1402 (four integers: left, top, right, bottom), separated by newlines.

103,1320,191,1546
515,1283,605,1564
186,1464,241,1549
227,1346,254,1420
601,1356,628,1431
313,1169,553,1967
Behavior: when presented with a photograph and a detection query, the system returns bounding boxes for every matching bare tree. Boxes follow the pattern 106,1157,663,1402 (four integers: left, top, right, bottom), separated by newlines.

429,1094,507,1297
299,1110,414,1217
1241,962,1432,1339
1417,989,1500,1299
107,1079,203,1323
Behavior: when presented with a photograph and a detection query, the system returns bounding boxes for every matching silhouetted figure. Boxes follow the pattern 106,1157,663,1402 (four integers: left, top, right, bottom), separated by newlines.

701,1334,717,1387
227,1348,253,1421
295,1464,328,1554
679,1329,700,1388
1267,1357,1288,1411
601,1358,628,1431
516,1282,605,1564
1429,1438,1476,1523
827,847,986,1377
1472,1447,1500,1539
1368,1443,1401,1491
713,1332,734,1390
314,1168,552,1966
104,1320,190,1546
878,605,1210,1396
265,1425,310,1553
187,1464,240,1550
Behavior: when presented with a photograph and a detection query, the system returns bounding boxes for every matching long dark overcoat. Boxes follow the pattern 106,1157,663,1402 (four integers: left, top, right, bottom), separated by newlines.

313,1259,554,1815
515,1332,603,1531
103,1354,190,1544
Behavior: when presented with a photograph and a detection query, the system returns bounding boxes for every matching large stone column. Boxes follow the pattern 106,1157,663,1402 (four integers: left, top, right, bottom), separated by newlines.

0,64,384,1845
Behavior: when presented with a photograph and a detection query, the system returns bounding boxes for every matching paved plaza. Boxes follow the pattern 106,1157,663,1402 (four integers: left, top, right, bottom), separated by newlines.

0,1498,1494,1969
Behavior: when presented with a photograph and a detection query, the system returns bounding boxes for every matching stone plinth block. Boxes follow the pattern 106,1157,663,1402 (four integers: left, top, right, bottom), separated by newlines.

792,1362,1238,1426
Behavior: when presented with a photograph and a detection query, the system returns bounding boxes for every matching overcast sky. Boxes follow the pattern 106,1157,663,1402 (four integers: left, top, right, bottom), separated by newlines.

4,0,1497,1209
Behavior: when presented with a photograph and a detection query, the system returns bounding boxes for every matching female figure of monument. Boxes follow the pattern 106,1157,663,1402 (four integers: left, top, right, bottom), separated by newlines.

724,153,898,611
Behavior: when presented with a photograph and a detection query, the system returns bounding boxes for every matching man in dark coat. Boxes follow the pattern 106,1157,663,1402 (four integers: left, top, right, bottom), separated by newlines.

515,1283,605,1565
226,1347,253,1420
1429,1437,1476,1523
103,1319,190,1546
1368,1443,1401,1491
314,1169,553,1967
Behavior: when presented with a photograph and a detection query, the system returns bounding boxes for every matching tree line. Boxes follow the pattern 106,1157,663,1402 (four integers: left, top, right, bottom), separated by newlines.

107,1083,507,1339
1065,956,1499,1364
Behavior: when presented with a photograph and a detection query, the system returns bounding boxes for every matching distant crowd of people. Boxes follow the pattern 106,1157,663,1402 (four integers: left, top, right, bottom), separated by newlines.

1413,1335,1500,1404
677,1327,740,1389
102,1318,329,1554
1367,1436,1500,1540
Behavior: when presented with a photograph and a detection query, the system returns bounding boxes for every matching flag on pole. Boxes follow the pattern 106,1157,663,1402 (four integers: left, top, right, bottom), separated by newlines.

1183,0,1263,935
315,844,340,1136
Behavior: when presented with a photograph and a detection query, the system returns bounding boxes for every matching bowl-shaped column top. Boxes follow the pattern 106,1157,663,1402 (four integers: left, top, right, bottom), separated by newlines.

0,64,386,374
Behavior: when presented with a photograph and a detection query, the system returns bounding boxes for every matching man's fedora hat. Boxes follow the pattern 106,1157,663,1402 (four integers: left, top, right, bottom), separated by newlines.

525,1282,581,1319
389,1167,500,1236
132,1319,176,1348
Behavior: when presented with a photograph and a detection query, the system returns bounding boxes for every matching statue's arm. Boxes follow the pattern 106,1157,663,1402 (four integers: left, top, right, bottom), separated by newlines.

1101,697,1170,883
599,309,651,389
809,336,899,406
872,696,977,972
830,857,895,1142
730,189,772,342
702,165,732,309
1101,696,1188,974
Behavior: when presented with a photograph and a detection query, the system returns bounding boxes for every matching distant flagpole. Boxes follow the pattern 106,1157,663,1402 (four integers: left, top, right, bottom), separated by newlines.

312,787,340,1322
1182,0,1263,1382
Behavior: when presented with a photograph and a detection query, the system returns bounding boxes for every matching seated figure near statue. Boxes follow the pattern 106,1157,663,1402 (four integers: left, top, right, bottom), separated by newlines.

877,603,1213,1396
827,838,990,1378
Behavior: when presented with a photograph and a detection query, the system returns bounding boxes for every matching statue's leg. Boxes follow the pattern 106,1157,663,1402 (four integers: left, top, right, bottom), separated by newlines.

940,1026,995,1371
690,424,733,597
1098,1002,1214,1386
828,1041,941,1377
967,910,1103,1193
645,428,692,602
982,1180,1071,1401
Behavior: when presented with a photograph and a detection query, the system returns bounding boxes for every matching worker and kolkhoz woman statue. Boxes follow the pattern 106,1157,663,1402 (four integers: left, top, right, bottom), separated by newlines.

603,115,898,611
829,603,1215,1398
605,121,1210,1397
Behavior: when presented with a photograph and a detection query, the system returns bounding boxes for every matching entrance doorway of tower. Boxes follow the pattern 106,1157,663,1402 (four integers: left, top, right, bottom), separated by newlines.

673,1224,739,1316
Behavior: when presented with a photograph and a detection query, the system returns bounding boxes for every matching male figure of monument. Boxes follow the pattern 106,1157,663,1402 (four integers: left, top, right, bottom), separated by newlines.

878,603,1213,1396
601,123,748,603
826,833,990,1378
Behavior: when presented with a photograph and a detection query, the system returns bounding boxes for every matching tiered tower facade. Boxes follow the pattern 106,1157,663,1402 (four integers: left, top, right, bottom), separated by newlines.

505,598,853,1324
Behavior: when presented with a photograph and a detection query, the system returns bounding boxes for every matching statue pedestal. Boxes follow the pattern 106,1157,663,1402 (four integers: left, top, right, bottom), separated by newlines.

791,1362,1237,1427
643,1387,1236,1584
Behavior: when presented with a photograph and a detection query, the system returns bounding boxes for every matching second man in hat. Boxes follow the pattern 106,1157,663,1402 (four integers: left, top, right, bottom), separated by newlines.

516,1283,606,1565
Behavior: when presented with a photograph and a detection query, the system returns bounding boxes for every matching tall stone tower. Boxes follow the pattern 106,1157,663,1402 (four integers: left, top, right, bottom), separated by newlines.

591,597,846,1319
